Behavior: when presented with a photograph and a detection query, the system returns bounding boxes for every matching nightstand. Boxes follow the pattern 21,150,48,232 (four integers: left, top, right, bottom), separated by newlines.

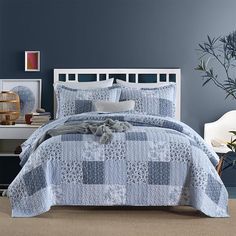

213,147,228,176
0,124,40,193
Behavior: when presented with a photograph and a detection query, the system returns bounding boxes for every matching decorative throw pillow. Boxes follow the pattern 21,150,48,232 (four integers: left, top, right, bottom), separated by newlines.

54,78,114,90
54,84,121,118
118,84,176,118
93,100,135,113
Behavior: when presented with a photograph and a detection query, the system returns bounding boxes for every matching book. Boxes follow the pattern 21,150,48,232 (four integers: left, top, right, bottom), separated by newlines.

31,116,50,120
16,116,26,124
31,119,51,123
31,118,50,123
30,112,51,125
32,112,51,116
31,122,47,126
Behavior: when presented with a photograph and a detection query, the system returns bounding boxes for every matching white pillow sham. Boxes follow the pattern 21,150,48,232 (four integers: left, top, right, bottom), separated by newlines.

116,79,173,89
94,100,135,113
54,78,114,90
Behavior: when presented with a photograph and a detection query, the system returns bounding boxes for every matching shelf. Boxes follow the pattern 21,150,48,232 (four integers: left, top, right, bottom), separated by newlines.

213,146,231,154
0,124,40,128
0,153,19,157
0,124,40,139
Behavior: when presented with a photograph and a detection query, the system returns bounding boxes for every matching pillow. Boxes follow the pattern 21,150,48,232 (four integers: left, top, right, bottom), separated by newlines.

54,78,114,90
94,100,135,113
116,79,172,89
55,84,121,118
119,84,176,118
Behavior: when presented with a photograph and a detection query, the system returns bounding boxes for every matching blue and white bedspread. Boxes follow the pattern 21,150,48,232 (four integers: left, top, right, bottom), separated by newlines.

8,113,229,217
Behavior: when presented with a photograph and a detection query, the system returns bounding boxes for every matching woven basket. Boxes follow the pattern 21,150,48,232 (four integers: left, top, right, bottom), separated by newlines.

0,91,20,125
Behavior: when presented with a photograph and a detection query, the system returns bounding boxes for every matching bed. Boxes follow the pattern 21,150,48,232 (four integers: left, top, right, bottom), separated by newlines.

7,68,229,217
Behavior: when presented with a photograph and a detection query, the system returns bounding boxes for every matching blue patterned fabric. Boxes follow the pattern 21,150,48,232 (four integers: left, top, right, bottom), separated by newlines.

8,113,228,217
118,85,176,118
54,85,121,118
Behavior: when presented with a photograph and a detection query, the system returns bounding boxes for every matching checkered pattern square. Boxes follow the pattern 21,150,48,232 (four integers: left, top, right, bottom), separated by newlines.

82,161,104,184
23,166,47,196
75,100,93,114
148,161,170,185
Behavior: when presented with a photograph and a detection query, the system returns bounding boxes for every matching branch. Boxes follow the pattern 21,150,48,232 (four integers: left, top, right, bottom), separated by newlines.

208,49,230,79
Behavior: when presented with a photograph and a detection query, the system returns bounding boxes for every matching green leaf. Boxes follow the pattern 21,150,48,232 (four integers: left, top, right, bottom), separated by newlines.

202,78,211,86
225,92,234,99
195,66,203,71
227,144,233,151
199,44,205,51
207,35,212,45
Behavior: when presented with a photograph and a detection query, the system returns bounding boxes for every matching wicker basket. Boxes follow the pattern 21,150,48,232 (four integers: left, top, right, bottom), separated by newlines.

0,91,20,125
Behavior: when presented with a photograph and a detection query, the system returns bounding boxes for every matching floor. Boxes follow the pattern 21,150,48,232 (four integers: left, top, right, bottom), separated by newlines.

0,197,236,236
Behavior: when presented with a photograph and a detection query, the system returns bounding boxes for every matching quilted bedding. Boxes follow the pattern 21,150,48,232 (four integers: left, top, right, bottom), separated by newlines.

8,113,229,217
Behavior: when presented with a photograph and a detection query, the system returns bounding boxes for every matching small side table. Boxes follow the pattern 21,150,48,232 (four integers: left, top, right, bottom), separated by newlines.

0,124,40,193
213,147,230,176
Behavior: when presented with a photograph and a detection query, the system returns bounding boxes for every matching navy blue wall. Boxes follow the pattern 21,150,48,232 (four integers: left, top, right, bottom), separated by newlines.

0,0,236,135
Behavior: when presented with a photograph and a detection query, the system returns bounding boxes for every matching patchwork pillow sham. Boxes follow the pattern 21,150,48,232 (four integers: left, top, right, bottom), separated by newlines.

55,84,121,118
118,84,176,118
54,78,114,89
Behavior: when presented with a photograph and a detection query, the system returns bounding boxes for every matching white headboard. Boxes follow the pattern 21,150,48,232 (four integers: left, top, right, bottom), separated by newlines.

53,68,181,120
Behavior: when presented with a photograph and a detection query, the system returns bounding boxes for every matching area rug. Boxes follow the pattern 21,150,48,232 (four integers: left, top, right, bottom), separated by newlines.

0,197,235,236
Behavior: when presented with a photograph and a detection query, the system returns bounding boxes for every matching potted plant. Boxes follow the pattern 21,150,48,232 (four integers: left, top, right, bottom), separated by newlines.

195,31,236,99
196,32,236,175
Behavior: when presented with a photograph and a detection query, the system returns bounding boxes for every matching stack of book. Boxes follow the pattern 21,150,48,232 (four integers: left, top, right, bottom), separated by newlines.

16,116,26,124
31,112,51,125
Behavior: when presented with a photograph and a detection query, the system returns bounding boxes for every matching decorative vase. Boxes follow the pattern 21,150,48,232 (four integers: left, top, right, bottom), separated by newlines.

0,91,20,125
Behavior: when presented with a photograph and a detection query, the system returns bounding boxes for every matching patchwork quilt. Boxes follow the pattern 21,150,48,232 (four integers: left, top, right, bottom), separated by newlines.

8,113,229,217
